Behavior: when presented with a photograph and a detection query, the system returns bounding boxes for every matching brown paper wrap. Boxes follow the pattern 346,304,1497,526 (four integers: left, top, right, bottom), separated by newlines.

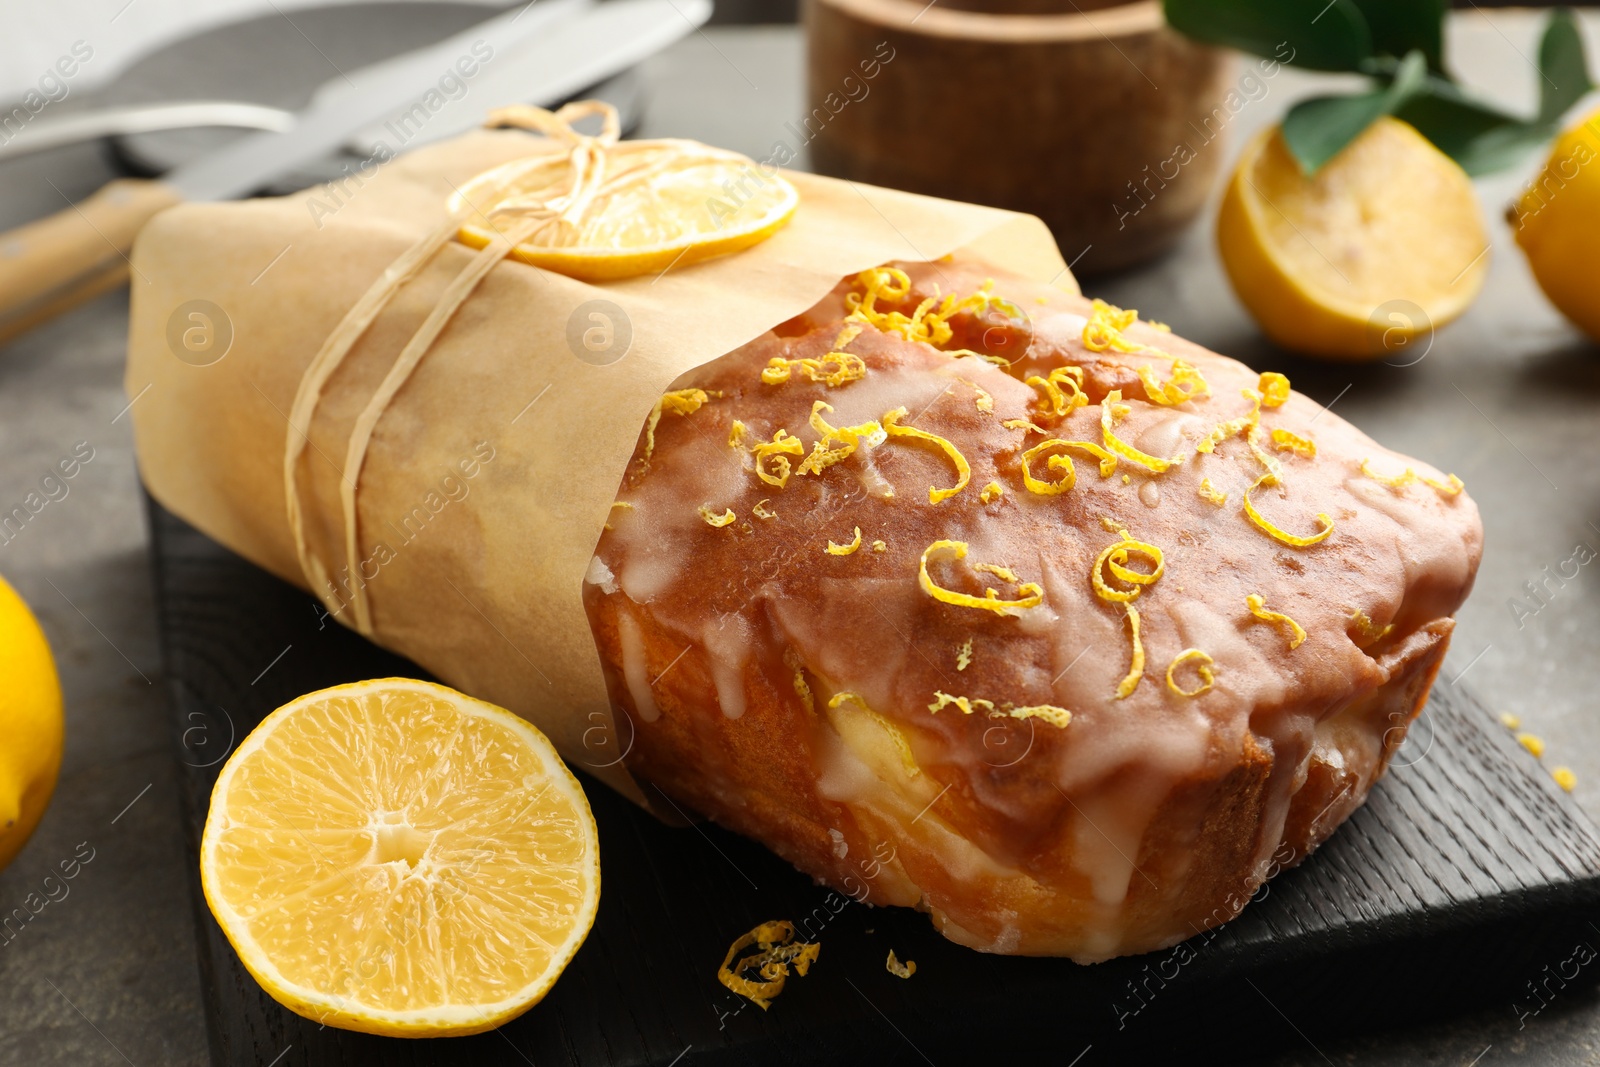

125,126,1071,806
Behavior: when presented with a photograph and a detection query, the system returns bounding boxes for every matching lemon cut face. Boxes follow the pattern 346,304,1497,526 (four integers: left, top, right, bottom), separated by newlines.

1218,117,1489,360
451,143,799,282
199,678,600,1037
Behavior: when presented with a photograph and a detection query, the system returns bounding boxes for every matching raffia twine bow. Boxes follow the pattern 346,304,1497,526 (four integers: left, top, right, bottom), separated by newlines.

283,100,711,633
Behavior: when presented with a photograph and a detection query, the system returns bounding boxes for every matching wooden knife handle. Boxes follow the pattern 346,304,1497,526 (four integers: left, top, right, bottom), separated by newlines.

0,178,184,348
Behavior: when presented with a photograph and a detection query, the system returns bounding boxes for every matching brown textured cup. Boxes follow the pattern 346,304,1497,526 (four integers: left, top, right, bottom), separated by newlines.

804,0,1236,275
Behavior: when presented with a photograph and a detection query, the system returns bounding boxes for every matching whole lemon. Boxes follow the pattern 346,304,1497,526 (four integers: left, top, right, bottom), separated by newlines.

0,573,64,871
1512,107,1600,342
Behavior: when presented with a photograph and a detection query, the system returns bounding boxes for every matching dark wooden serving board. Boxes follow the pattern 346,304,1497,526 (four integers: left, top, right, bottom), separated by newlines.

147,494,1600,1067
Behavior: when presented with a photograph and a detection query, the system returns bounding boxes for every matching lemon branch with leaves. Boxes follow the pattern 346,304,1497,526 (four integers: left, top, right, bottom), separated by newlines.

1164,0,1595,175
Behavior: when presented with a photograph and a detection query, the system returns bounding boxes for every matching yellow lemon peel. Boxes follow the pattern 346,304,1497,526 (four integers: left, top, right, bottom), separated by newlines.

1554,767,1577,792
918,540,1043,615
699,505,736,528
1082,298,1146,353
728,420,748,449
750,428,804,488
1359,458,1465,496
1246,594,1306,650
928,690,1071,729
845,269,1003,351
760,352,868,388
1197,478,1228,507
797,401,883,478
1166,648,1216,697
886,951,917,979
1092,535,1165,605
881,407,971,503
1271,428,1317,458
791,665,814,714
1022,440,1076,496
752,499,777,520
958,379,995,414
980,481,1004,504
717,921,821,1011
829,692,920,777
956,638,973,671
1244,473,1334,547
1197,387,1263,456
1101,390,1183,473
1002,417,1053,436
1137,357,1210,406
1026,365,1089,417
604,499,634,530
1116,606,1145,699
1258,372,1291,408
1348,608,1394,648
872,539,887,552
827,527,863,556
643,388,708,463
1518,733,1546,758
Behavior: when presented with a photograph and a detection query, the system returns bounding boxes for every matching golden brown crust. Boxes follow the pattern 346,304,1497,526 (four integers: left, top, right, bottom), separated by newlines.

583,254,1482,960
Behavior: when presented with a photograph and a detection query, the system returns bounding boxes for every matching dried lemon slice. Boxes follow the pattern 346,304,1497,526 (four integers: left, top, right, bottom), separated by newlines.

448,106,798,282
199,679,599,1037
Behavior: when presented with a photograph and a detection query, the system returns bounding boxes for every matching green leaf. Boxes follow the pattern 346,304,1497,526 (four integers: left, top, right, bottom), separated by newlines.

1161,0,1374,72
1395,84,1543,175
1349,0,1446,70
1537,7,1594,126
1394,9,1594,176
1282,50,1429,173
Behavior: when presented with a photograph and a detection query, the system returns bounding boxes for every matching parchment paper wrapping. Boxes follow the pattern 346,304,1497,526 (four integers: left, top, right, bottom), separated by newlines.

125,126,1072,806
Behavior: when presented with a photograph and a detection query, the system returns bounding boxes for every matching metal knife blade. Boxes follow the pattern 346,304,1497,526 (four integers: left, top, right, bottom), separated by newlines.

168,0,591,202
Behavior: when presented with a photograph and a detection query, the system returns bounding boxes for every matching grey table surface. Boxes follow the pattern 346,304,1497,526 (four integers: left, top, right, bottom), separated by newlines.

1,7,1598,1066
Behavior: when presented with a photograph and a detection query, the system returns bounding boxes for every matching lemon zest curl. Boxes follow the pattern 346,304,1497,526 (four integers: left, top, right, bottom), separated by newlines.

881,407,970,503
1166,648,1216,697
919,540,1043,615
1246,594,1306,650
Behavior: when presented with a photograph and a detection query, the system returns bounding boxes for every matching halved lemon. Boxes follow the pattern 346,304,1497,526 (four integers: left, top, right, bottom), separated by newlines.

1218,117,1489,360
450,142,799,281
199,678,600,1037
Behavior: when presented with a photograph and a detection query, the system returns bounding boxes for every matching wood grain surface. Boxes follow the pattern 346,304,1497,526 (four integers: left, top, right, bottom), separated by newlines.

147,495,1600,1066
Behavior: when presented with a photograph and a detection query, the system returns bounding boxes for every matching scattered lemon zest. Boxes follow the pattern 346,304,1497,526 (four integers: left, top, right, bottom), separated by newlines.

928,690,1071,729
1197,478,1228,507
1082,298,1147,354
1244,473,1334,547
834,322,864,349
753,499,777,520
844,268,1005,351
1348,609,1394,648
698,505,736,527
1258,372,1291,408
760,352,868,387
750,428,804,487
1197,388,1263,455
960,379,995,414
1359,458,1465,496
791,664,814,714
1101,390,1182,473
728,420,748,449
1116,606,1145,699
1026,365,1089,416
1148,319,1172,332
1138,357,1210,406
797,401,883,478
956,638,973,671
1166,648,1216,697
1091,535,1165,604
1500,712,1522,730
1022,440,1076,496
643,388,709,463
717,921,820,1011
605,499,634,530
881,407,971,503
872,539,887,552
1271,428,1317,459
1002,417,1053,436
1246,594,1306,650
830,692,919,777
827,527,863,555
886,951,917,979
1554,767,1577,792
980,481,1004,504
918,540,1043,615
1518,733,1546,758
